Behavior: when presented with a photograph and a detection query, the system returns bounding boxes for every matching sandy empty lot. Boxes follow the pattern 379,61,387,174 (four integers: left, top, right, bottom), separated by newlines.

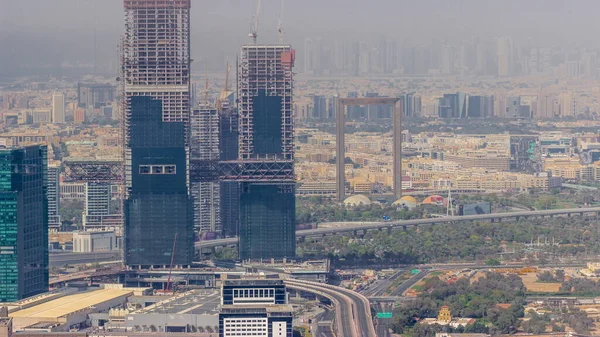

520,273,561,292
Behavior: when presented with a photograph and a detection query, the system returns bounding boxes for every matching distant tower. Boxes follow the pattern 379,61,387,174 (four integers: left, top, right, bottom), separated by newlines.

47,164,62,232
497,37,513,77
52,92,65,124
191,104,221,234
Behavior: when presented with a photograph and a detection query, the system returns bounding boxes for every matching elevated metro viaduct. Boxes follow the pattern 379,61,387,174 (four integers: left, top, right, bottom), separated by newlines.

196,206,600,254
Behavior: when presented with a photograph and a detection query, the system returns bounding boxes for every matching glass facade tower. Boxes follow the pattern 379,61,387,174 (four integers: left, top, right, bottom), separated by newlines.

0,146,48,302
124,96,193,267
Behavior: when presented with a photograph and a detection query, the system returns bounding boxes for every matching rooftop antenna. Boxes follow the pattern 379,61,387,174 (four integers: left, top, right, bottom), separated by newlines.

446,186,455,217
249,0,262,44
277,0,285,44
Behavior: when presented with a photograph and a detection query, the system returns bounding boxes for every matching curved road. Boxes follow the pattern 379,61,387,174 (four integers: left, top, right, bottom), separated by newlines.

197,206,600,250
286,279,376,337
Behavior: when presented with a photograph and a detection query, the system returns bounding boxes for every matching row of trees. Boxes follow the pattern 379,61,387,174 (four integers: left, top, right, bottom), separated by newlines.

297,217,599,267
390,273,527,336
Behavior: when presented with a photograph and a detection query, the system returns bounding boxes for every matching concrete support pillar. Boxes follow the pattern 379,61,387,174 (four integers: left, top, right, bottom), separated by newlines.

336,98,346,202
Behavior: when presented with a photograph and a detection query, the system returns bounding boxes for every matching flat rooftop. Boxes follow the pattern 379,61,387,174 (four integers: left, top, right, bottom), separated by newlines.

220,304,293,316
10,289,133,319
137,289,220,315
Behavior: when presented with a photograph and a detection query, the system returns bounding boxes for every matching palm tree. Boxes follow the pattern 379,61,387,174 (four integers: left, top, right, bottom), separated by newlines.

206,325,214,333
149,325,157,332
197,326,205,333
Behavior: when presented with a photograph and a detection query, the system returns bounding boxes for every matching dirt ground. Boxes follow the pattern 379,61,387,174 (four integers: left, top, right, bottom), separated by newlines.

520,273,561,292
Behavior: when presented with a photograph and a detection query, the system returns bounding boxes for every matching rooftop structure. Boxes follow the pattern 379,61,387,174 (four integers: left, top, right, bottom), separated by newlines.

9,288,133,330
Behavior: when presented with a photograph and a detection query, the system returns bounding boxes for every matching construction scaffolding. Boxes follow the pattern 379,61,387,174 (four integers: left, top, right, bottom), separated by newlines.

121,0,191,196
189,160,294,183
238,45,295,161
63,160,125,234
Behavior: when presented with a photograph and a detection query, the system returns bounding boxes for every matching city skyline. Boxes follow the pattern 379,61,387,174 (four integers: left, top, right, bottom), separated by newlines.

4,0,600,76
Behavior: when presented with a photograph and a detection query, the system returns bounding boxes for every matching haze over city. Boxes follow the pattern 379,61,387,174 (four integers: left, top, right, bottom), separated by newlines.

3,0,600,75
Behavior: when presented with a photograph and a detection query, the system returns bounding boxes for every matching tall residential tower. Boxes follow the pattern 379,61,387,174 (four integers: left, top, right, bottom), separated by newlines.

121,0,193,267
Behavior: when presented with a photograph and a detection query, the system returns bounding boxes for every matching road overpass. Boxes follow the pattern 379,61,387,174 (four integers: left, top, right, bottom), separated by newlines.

285,279,376,337
197,206,600,251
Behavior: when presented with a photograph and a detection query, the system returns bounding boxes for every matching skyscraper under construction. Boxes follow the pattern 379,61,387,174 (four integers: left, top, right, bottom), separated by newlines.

237,45,296,260
121,0,193,267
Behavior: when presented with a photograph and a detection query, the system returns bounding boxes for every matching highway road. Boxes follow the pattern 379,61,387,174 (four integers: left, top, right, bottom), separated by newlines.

196,206,600,250
286,279,376,337
50,251,121,267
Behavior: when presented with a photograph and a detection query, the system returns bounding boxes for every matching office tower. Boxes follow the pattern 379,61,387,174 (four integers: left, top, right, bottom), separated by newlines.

77,83,116,108
560,93,577,117
467,95,494,118
51,92,65,124
401,93,421,118
0,146,48,302
47,164,61,232
311,95,327,120
122,0,193,267
537,94,556,119
438,93,466,118
497,37,513,76
304,38,313,74
219,276,293,337
191,105,221,234
505,96,531,119
237,45,296,260
219,104,240,238
440,44,454,74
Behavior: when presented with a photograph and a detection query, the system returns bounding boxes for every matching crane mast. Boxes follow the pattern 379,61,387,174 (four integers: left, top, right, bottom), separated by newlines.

277,0,285,44
248,0,262,44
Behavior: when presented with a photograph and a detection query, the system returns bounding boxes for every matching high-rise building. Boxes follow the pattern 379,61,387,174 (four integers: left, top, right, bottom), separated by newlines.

82,182,122,233
560,93,577,117
311,95,327,120
505,96,531,118
77,83,116,109
191,105,221,234
124,96,193,267
122,0,193,267
536,94,557,119
497,37,513,77
237,45,296,260
467,95,494,118
219,103,240,238
47,164,61,232
51,92,65,124
0,146,48,302
438,93,466,118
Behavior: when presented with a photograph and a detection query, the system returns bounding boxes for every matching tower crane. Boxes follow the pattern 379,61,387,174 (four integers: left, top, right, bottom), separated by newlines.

217,62,232,110
248,0,262,44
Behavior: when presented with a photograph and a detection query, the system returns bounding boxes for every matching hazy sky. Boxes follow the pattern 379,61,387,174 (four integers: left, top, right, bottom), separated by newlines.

2,0,600,75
